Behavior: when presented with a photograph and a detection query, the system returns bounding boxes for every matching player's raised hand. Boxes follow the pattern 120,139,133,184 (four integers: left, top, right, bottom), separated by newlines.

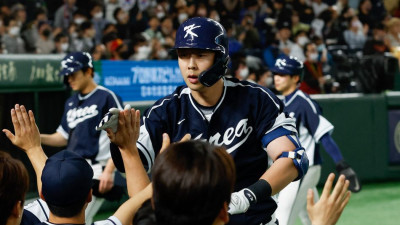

159,133,191,154
307,173,351,225
3,104,41,153
107,105,140,152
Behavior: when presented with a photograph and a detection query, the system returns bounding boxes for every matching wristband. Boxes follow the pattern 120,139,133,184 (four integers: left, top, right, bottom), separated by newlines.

247,179,272,202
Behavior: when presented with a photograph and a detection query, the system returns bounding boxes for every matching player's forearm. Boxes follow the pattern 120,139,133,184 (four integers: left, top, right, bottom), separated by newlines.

120,147,150,197
104,157,116,174
40,133,68,147
113,183,152,225
260,158,298,195
25,146,48,194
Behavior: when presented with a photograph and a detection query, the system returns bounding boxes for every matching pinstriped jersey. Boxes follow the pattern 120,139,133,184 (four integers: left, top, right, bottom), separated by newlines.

57,85,123,163
136,77,298,224
283,89,334,166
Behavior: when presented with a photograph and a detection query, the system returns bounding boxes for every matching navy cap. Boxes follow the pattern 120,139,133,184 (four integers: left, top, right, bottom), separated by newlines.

41,150,93,206
270,55,303,76
59,52,93,76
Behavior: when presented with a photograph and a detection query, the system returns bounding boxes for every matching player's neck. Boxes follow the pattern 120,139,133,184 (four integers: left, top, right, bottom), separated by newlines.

282,86,297,97
80,80,97,95
191,79,224,107
48,211,85,224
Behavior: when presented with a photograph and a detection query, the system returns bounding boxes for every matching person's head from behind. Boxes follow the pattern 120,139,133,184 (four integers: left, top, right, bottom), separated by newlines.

174,17,230,88
271,55,303,95
40,150,93,218
59,52,94,92
0,151,29,225
152,141,236,225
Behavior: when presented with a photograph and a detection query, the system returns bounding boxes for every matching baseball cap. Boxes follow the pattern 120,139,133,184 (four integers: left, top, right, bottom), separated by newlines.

59,52,93,76
41,150,93,206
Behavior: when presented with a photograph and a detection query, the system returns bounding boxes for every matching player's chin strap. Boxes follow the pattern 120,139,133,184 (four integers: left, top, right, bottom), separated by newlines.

279,147,309,181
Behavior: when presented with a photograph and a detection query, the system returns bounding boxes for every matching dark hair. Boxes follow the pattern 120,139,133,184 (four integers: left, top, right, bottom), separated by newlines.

133,199,157,225
54,33,67,42
46,198,87,218
152,141,235,225
0,151,29,225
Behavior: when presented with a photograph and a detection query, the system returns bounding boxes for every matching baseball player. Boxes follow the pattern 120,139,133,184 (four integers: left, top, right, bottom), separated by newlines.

99,17,309,225
39,52,124,224
271,55,361,225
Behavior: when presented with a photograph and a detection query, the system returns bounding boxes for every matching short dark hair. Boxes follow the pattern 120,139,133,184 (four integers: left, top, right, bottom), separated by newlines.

46,198,87,218
0,151,29,225
152,141,235,225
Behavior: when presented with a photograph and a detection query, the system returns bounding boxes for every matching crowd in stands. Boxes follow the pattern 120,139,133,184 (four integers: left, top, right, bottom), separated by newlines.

0,0,399,93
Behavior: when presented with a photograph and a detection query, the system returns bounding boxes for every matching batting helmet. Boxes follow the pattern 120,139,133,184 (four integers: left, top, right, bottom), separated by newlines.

174,17,230,87
59,52,93,77
270,55,304,81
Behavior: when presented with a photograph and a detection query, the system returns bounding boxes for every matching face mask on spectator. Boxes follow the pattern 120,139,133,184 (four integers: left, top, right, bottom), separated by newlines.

137,45,151,60
157,49,168,59
157,11,165,19
61,43,69,52
212,15,220,22
239,67,249,79
265,76,273,87
70,32,78,38
309,53,318,61
9,26,20,36
178,13,188,24
297,36,309,46
74,18,85,25
94,12,103,19
351,20,362,29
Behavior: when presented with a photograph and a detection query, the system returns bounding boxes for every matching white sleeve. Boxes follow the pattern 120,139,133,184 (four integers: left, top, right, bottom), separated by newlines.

93,216,123,225
24,199,50,222
314,115,334,142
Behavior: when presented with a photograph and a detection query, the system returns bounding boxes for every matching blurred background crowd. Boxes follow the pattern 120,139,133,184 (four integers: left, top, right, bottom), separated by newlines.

0,0,399,94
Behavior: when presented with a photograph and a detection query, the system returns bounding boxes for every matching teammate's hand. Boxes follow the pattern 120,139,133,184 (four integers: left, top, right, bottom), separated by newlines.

335,160,362,193
106,105,140,153
159,133,191,154
307,173,351,225
99,169,115,194
228,188,256,215
3,104,41,153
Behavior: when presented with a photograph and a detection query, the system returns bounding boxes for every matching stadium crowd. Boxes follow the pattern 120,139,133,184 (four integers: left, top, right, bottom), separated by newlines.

0,0,399,93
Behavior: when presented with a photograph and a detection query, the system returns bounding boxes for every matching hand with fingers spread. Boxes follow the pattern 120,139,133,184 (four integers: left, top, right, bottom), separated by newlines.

2,104,41,153
307,173,351,225
159,133,191,154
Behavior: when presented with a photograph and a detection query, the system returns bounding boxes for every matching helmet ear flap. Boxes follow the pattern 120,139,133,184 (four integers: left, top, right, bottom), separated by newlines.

199,54,230,87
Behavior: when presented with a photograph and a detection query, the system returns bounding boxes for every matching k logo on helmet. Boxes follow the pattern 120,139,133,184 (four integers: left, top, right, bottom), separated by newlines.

184,24,201,41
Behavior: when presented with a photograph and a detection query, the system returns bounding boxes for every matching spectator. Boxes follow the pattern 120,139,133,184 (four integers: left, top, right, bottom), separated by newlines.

300,42,326,94
70,21,96,52
384,17,400,50
52,32,70,54
72,9,89,26
21,8,47,53
343,15,368,51
104,0,120,24
236,13,261,49
36,20,54,54
91,43,107,60
109,38,129,60
2,16,26,53
291,10,311,37
10,3,26,28
113,7,132,40
54,0,77,33
276,20,294,56
90,2,108,45
159,16,175,48
363,22,390,55
293,0,315,24
290,30,310,62
358,0,374,30
311,0,329,18
142,16,163,42
129,33,151,60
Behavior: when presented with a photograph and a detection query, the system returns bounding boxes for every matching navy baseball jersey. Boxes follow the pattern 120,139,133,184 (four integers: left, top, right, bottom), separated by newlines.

136,77,298,224
283,89,334,166
57,86,123,164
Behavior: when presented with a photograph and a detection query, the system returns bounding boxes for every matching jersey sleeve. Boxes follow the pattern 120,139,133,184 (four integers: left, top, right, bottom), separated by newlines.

256,89,298,148
136,102,169,173
23,199,49,222
57,101,71,140
93,216,123,225
301,100,334,142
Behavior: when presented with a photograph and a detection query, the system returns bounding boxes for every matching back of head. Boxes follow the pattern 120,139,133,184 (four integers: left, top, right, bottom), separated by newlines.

152,141,235,225
174,17,230,87
0,151,29,225
41,150,93,218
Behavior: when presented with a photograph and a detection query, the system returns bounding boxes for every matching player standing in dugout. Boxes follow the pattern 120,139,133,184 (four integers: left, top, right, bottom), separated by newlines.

99,17,309,225
39,52,124,224
271,55,361,225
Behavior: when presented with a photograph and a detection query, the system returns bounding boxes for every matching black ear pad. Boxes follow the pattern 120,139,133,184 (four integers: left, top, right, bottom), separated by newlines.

199,56,230,87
